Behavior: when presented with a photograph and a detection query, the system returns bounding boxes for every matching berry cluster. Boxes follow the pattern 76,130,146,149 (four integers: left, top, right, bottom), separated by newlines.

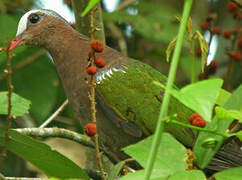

84,123,97,137
189,113,206,128
198,1,241,80
87,40,106,75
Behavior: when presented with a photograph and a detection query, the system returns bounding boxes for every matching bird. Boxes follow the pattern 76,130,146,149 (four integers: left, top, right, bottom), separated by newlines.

9,9,195,160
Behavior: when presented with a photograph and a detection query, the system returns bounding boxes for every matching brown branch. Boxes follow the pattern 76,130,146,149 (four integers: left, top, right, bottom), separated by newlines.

39,99,69,128
0,49,46,81
88,9,106,180
0,40,13,168
116,0,137,11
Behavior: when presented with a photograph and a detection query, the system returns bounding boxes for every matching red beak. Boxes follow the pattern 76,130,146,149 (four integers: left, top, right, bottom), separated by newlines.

9,34,23,52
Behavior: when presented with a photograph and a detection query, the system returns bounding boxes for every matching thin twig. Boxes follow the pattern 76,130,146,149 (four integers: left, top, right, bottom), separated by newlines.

39,99,69,128
116,0,137,11
15,127,94,148
89,9,106,180
0,40,13,168
15,127,116,164
0,49,46,81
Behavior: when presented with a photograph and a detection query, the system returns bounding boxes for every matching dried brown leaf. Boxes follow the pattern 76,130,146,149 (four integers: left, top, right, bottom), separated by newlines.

195,30,208,72
166,36,177,62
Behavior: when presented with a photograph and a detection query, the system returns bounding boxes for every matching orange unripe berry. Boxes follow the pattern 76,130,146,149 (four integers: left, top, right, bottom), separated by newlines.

91,40,104,53
206,13,217,22
94,57,106,68
85,123,96,137
200,22,210,30
212,27,221,35
88,51,92,58
87,65,97,75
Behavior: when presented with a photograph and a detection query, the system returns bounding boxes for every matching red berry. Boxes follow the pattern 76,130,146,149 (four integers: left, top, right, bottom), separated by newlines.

196,47,202,56
94,57,106,68
226,2,238,12
189,113,206,128
212,27,221,35
200,22,210,30
238,37,242,49
85,123,96,137
208,60,218,74
91,40,104,53
233,52,241,62
87,65,97,75
88,51,92,58
223,29,233,39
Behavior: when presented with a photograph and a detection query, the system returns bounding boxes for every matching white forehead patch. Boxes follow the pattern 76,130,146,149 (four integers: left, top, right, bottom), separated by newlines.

16,9,71,37
16,9,40,36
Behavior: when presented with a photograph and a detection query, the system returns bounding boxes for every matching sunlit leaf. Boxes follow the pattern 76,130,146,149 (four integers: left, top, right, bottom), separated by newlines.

214,167,242,180
81,0,100,17
215,106,242,121
0,92,31,116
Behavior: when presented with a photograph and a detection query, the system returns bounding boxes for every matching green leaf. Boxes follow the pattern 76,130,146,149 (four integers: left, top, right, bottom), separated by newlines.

107,161,125,180
194,85,242,169
120,169,170,180
168,170,206,180
235,131,242,141
0,129,89,179
123,133,187,172
216,89,231,106
154,79,223,122
215,106,242,121
214,167,242,180
81,0,100,17
0,92,31,116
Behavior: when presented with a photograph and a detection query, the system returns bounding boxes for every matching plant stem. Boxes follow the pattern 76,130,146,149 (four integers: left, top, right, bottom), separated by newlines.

167,120,230,138
39,99,68,128
190,40,195,83
89,9,106,180
144,0,193,179
0,40,13,169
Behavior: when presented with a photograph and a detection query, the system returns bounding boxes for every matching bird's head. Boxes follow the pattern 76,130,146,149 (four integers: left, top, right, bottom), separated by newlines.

9,9,71,51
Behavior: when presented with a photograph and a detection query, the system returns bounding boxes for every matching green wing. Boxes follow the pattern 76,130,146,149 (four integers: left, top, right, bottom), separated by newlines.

96,58,195,146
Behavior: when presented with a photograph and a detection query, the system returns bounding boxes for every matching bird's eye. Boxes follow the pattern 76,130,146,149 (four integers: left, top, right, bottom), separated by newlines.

29,14,40,24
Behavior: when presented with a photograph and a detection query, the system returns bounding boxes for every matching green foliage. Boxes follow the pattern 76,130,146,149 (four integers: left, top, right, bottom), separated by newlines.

216,89,231,106
81,0,100,17
107,161,125,180
0,91,31,116
168,170,206,180
194,85,242,168
154,79,223,122
214,167,242,180
215,106,242,121
103,2,178,44
121,133,206,180
0,128,89,179
121,133,187,179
